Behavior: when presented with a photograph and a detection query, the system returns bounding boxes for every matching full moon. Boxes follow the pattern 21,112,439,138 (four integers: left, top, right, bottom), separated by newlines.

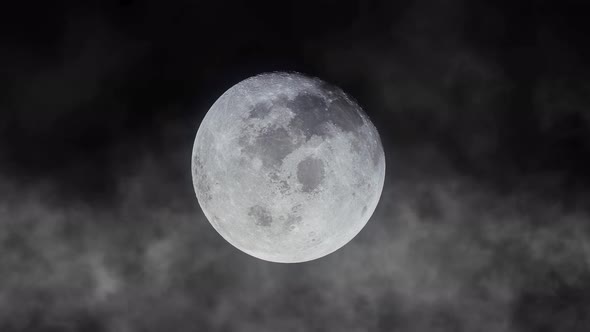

192,72,385,263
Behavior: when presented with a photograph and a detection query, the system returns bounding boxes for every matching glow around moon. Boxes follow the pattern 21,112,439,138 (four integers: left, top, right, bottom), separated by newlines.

192,72,385,263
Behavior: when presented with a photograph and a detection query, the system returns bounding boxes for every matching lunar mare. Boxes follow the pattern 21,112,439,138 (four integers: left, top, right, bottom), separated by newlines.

192,72,385,263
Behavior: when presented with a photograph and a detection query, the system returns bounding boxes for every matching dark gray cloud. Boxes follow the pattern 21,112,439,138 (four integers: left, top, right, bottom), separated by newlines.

1,129,589,331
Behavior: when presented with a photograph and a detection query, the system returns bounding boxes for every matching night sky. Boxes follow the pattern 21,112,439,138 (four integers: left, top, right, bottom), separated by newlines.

1,0,590,331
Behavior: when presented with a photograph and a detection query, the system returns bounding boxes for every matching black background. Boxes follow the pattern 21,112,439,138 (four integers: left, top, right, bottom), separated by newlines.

1,1,590,331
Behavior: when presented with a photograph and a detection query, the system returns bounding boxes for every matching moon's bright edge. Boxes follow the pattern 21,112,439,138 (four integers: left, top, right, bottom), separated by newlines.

192,72,385,263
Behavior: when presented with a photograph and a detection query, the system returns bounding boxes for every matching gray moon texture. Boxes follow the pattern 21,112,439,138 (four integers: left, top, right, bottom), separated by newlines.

192,72,385,263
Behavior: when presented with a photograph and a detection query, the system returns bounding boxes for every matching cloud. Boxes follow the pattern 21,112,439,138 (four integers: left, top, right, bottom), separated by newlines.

1,138,589,332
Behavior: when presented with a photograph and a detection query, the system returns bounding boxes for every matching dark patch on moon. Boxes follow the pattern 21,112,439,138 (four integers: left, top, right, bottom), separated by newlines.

241,127,302,168
248,205,273,227
248,94,290,120
287,94,329,139
326,97,364,132
285,212,303,232
249,101,273,119
297,157,325,192
284,91,364,139
361,205,368,216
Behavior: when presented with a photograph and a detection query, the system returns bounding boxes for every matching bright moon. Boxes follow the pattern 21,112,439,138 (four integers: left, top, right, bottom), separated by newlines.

192,72,385,263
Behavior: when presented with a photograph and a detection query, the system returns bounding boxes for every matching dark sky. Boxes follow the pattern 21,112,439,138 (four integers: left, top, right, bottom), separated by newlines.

1,0,590,331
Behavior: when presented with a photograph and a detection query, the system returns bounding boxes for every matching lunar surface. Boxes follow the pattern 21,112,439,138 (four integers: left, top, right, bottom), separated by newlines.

192,72,385,263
